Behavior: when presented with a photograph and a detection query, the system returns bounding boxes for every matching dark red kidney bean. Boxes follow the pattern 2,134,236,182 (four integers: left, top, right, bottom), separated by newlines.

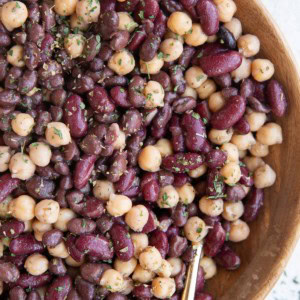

0,55,8,82
38,59,62,81
170,294,181,300
164,91,177,106
206,168,225,197
83,35,101,62
233,116,251,134
133,284,152,299
141,177,159,202
253,80,266,102
0,32,11,46
126,133,144,166
50,106,63,121
0,262,20,283
67,218,96,235
153,9,167,38
266,79,288,117
171,203,188,227
66,288,81,300
68,75,95,94
24,42,40,70
54,162,70,176
45,275,72,300
101,0,116,12
42,229,63,248
81,196,105,219
73,154,97,190
140,33,161,62
170,65,186,95
243,188,264,222
27,22,44,43
80,134,102,156
63,94,88,138
35,111,51,135
134,0,159,22
169,115,185,153
9,286,26,300
0,173,20,203
26,176,55,199
213,73,232,88
195,266,205,293
187,202,198,217
151,71,171,90
149,230,169,258
179,46,196,69
0,90,21,108
66,235,85,263
114,168,136,193
10,233,44,255
196,0,219,35
240,78,254,98
247,96,271,113
97,11,119,40
195,101,211,124
175,262,186,292
158,170,174,187
168,235,188,258
116,0,139,12
239,166,254,187
128,76,146,108
180,0,198,6
80,263,110,285
199,51,242,76
5,67,22,90
195,293,213,300
204,222,226,257
75,234,113,260
120,109,143,134
0,219,25,238
160,0,183,13
152,104,172,131
36,166,59,180
181,112,206,152
75,276,95,300
218,26,236,49
166,225,180,239
106,151,127,182
14,273,52,288
98,43,113,62
3,131,29,148
64,140,80,161
106,293,128,300
41,2,56,32
51,89,67,107
172,97,196,113
103,75,128,88
49,258,67,276
182,245,195,263
110,86,131,108
96,214,114,234
211,95,246,130
127,27,147,52
66,191,84,214
3,254,27,270
89,58,104,72
221,87,238,100
27,291,42,300
214,244,241,270
88,85,115,113
40,33,55,63
226,184,246,202
158,215,172,233
205,149,227,168
141,209,158,233
162,153,204,173
110,224,134,261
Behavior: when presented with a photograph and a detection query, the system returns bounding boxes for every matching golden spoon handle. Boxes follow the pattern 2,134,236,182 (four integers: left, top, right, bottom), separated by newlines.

181,242,203,300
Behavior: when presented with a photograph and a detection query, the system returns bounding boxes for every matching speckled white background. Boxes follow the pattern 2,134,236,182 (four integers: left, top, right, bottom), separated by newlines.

261,1,300,299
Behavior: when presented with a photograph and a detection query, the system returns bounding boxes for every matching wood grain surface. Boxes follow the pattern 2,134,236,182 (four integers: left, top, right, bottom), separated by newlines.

205,0,300,299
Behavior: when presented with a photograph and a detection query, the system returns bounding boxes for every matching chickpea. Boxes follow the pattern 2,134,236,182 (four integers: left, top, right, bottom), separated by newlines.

9,153,36,180
140,55,164,75
243,156,265,172
48,241,69,258
164,30,185,44
222,200,244,221
224,17,242,40
157,185,179,208
32,219,53,233
144,81,165,109
220,162,241,185
152,277,176,299
188,164,207,178
250,142,269,157
160,38,183,62
70,14,89,31
65,255,83,267
76,0,100,23
93,180,116,201
239,150,247,159
155,139,173,158
131,233,149,258
108,50,135,76
184,23,208,47
167,12,192,36
182,86,197,99
229,219,250,242
185,66,207,89
221,143,239,163
245,111,267,132
9,195,36,221
208,91,226,112
0,196,12,219
184,216,208,242
54,208,76,231
167,257,182,277
0,146,11,172
231,57,252,83
237,34,260,58
34,230,45,242
7,45,25,67
199,196,224,217
156,259,172,278
117,12,138,33
209,128,233,145
197,79,217,100
176,183,196,205
231,132,256,150
132,265,155,283
125,205,149,232
54,0,78,16
121,277,134,295
23,220,33,232
199,257,217,279
46,122,71,147
25,254,49,276
252,59,275,82
256,122,283,146
139,246,162,273
215,0,237,23
107,194,132,217
254,164,276,188
29,142,52,167
35,200,60,224
1,1,28,31
114,257,137,277
64,34,86,59
112,129,126,151
11,113,35,137
138,145,162,172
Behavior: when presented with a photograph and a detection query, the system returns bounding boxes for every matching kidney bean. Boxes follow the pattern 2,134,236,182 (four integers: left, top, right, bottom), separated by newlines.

39,33,55,63
63,140,80,162
132,284,152,299
151,71,171,90
161,0,183,13
114,168,135,193
240,78,254,98
195,102,211,125
24,42,40,71
139,33,161,62
98,11,119,40
50,106,63,121
106,151,127,182
243,188,264,222
34,111,51,135
195,293,213,300
128,76,146,108
166,225,180,239
248,96,271,113
196,0,219,35
204,149,226,169
151,105,172,135
3,131,29,148
45,275,72,300
13,273,51,289
226,184,246,202
41,3,56,32
221,87,238,100
169,115,185,153
0,31,11,46
80,196,105,219
75,276,95,300
153,9,167,38
203,221,226,257
172,97,196,114
233,116,251,134
48,258,67,276
109,30,129,51
10,233,44,256
181,245,195,263
149,230,169,258
88,85,115,113
175,262,186,292
173,172,190,186
239,166,254,187
27,291,42,300
80,134,102,156
73,154,97,190
67,288,82,300
172,203,188,227
214,244,241,270
163,153,204,173
116,0,139,11
212,74,231,89
0,219,25,238
178,46,195,70
211,95,246,130
168,235,188,258
0,54,8,81
26,175,55,199
0,261,20,283
68,75,95,94
9,286,26,300
120,109,143,134
170,65,186,95
80,263,110,286
0,89,21,108
5,67,22,90
252,80,266,102
134,0,159,22
100,0,116,12
199,51,242,76
110,86,131,108
95,215,113,235
18,70,37,95
67,218,95,235
42,229,63,248
0,173,20,203
218,26,236,49
75,234,113,260
206,168,225,197
142,209,158,233
127,28,147,52
157,171,173,187
64,235,84,264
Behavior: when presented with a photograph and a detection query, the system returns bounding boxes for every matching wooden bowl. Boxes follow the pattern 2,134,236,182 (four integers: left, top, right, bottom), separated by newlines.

205,0,300,299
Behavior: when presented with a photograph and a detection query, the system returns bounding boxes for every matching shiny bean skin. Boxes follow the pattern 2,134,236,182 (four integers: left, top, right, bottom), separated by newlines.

221,87,238,100
204,222,226,257
149,230,169,258
195,101,211,123
205,149,227,168
234,116,251,134
80,196,105,219
106,151,128,183
116,0,139,12
27,291,42,300
134,0,159,22
253,80,266,102
240,78,255,98
127,28,147,52
110,86,131,108
151,71,172,90
193,42,227,65
0,261,20,283
80,263,110,284
214,244,241,270
169,115,185,153
218,26,237,50
172,97,196,114
115,168,136,193
175,262,186,292
0,90,21,108
42,229,63,248
161,0,183,13
140,33,161,62
0,219,25,238
182,245,195,263
10,234,44,256
199,51,243,77
196,0,219,35
0,173,20,203
179,46,196,69
128,76,146,108
211,95,246,130
172,203,188,227
41,3,56,32
14,273,52,289
153,9,167,38
247,96,271,113
75,276,95,300
206,169,225,197
213,73,232,88
226,185,246,202
49,258,67,276
66,234,85,263
243,188,264,222
239,166,254,187
98,11,119,40
88,85,115,114
45,275,72,300
24,42,40,70
26,176,55,199
133,284,152,299
120,109,143,134
101,0,116,12
170,66,186,95
9,286,27,300
168,235,188,258
141,209,157,234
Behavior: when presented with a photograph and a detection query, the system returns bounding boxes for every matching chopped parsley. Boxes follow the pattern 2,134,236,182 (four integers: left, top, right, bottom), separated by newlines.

138,11,144,19
196,227,202,233
197,51,204,58
192,112,200,120
118,58,122,65
81,219,86,228
120,88,125,93
196,74,205,81
55,286,64,292
80,102,85,110
53,127,63,139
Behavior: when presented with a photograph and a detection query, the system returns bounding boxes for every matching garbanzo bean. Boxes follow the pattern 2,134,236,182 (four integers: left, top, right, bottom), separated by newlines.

76,0,100,23
224,17,242,40
199,196,224,217
1,1,28,31
9,153,36,180
209,128,233,145
139,246,162,272
238,34,260,58
47,241,69,258
196,79,217,100
199,257,217,279
222,200,244,221
7,45,25,67
117,12,138,33
155,139,173,158
108,50,135,75
125,205,149,232
29,142,52,167
25,254,49,276
229,219,250,242
220,162,241,185
46,122,71,147
100,269,124,293
64,34,86,58
35,200,60,224
54,0,78,16
151,277,176,299
131,233,149,258
176,183,196,205
11,113,35,137
185,66,207,89
184,216,208,242
215,0,237,23
140,55,164,75
156,259,172,278
93,180,116,201
54,208,76,231
9,195,36,221
138,145,162,172
70,14,89,31
252,59,275,82
144,80,165,109
132,264,155,283
114,257,137,277
107,194,132,217
160,38,184,62
256,122,283,145
0,146,11,172
184,23,207,47
254,164,276,188
167,12,192,36
157,185,179,208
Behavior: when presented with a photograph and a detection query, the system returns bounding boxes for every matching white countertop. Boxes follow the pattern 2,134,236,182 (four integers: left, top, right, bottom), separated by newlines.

260,1,300,299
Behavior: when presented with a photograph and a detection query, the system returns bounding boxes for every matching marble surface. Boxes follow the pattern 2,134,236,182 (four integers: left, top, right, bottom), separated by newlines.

260,1,300,299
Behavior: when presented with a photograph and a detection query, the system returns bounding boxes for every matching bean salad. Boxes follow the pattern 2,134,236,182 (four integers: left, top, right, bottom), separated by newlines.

0,0,288,299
